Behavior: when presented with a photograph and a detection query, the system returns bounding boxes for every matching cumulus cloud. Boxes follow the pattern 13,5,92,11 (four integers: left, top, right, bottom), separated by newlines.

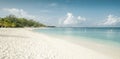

100,14,120,25
63,13,75,25
77,16,86,21
61,12,86,25
2,8,37,20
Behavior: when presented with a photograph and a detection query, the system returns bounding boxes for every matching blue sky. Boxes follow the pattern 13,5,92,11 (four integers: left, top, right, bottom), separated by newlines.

0,0,120,27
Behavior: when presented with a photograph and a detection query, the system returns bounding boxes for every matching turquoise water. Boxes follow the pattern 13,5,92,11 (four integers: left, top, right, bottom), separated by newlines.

34,27,120,45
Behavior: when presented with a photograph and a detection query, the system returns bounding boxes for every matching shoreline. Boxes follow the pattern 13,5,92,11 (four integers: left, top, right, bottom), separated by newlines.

0,28,119,59
33,31,120,59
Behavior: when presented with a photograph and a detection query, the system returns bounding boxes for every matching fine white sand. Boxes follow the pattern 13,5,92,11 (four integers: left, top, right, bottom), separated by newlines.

0,28,117,59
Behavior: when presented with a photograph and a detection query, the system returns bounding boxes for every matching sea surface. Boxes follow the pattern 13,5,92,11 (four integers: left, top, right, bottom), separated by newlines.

34,27,120,46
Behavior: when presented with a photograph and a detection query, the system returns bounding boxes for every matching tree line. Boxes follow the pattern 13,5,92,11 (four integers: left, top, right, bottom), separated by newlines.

0,15,46,27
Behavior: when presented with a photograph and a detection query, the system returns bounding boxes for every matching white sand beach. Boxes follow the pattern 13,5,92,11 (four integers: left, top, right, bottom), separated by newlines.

0,28,118,59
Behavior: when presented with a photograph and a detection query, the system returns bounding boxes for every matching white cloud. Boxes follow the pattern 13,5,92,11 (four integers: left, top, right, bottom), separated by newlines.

100,14,120,25
2,8,37,20
77,16,86,21
62,12,86,25
63,13,75,25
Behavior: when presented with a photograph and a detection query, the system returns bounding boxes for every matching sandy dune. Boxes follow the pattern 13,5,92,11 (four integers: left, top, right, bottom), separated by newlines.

0,28,114,59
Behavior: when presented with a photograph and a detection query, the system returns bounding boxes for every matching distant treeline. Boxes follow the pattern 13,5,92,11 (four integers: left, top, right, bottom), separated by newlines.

0,15,46,27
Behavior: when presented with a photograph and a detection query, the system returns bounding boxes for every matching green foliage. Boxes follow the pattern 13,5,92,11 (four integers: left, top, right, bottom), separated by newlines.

0,15,46,27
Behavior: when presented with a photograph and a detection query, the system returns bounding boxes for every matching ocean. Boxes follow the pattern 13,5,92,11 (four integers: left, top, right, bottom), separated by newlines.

34,27,120,46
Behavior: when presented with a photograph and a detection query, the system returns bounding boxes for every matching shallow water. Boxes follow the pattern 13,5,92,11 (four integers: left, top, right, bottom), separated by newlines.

34,27,120,46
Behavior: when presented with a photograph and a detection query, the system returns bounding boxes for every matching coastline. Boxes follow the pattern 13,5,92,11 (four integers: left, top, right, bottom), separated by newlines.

0,28,119,59
33,30,120,59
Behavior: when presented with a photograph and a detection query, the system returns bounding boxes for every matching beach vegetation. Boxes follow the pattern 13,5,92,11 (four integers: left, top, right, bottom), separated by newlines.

0,15,46,27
